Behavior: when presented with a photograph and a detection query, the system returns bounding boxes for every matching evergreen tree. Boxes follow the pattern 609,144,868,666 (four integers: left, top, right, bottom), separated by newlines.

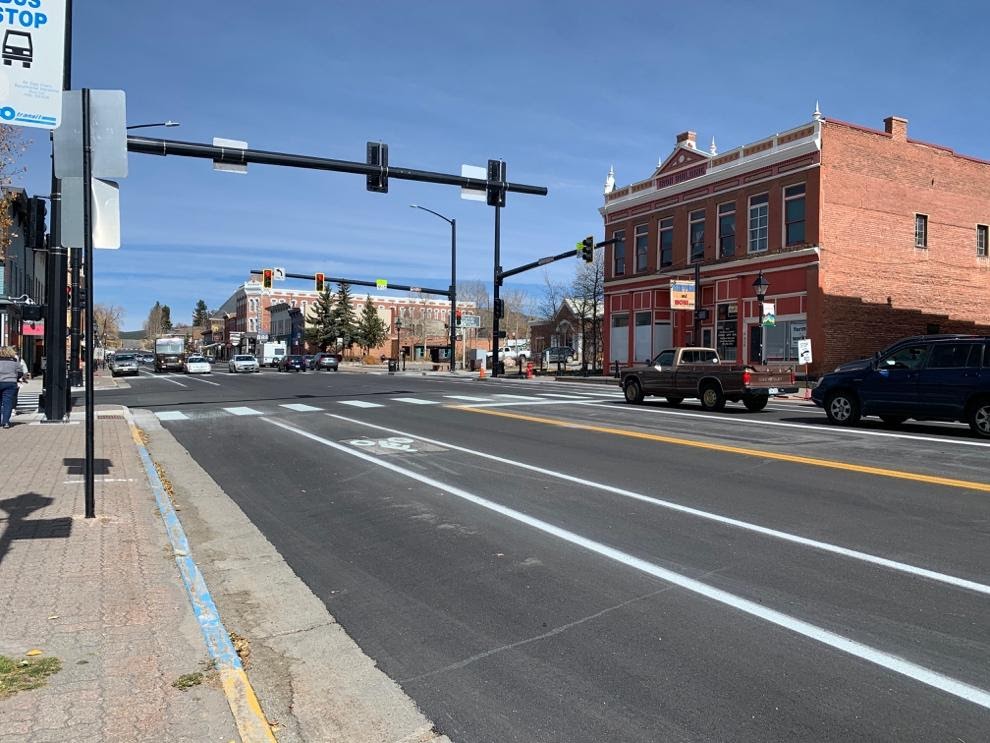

355,296,388,354
192,299,209,327
329,282,358,352
144,302,164,338
161,304,173,332
306,285,337,350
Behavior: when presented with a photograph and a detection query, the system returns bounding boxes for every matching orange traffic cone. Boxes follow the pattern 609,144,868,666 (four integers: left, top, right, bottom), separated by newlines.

479,365,486,380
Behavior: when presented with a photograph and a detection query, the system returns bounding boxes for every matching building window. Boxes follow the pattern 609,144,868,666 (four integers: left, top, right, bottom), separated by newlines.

717,202,735,258
978,224,988,257
915,214,928,248
784,183,806,246
612,230,626,276
689,209,705,262
658,217,674,268
634,224,648,272
748,194,769,253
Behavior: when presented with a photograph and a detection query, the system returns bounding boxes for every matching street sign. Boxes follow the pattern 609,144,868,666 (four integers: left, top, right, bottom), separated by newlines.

460,164,486,201
54,90,128,179
60,177,120,249
272,267,286,281
460,313,481,328
798,338,813,365
670,280,695,310
213,137,248,174
0,0,67,129
376,279,388,289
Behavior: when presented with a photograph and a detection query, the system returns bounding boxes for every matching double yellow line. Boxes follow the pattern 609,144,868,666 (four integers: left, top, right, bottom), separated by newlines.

459,407,990,493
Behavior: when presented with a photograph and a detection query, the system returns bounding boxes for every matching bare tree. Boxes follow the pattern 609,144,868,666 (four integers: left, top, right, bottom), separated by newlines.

92,304,124,348
570,251,605,369
501,288,532,345
537,270,567,321
143,302,166,339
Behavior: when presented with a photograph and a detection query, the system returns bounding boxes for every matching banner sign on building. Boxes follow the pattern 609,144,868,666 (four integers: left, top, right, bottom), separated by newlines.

0,0,67,129
670,280,695,310
761,302,776,327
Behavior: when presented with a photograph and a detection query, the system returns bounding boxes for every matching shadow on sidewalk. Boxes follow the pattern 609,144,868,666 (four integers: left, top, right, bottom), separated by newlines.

0,493,73,566
63,458,112,475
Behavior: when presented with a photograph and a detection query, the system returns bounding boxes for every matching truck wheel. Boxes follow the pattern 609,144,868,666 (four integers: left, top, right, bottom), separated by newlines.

700,384,726,412
968,398,990,439
623,379,644,404
743,395,769,412
665,396,683,407
825,390,860,426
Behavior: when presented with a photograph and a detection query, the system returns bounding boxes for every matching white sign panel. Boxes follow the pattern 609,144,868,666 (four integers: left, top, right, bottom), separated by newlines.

0,0,66,129
213,137,247,174
761,302,776,327
460,313,481,328
460,164,486,201
797,338,813,365
272,267,286,281
60,177,120,249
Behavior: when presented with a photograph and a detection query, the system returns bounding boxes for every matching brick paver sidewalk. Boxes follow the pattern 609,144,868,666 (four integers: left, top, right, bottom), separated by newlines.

0,410,238,742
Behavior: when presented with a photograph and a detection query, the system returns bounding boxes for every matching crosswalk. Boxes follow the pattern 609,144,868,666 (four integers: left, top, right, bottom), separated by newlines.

153,389,622,422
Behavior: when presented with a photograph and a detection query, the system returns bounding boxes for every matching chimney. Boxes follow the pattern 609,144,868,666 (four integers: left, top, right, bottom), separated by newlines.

883,116,908,141
676,130,697,149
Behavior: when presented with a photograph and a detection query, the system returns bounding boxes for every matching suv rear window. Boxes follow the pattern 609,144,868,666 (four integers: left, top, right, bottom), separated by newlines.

927,342,981,369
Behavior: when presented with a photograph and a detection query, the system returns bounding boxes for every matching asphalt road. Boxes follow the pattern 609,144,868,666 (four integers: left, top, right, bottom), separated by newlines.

98,365,990,742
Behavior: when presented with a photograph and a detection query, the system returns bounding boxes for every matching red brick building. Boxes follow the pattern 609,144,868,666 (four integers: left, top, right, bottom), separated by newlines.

601,110,990,376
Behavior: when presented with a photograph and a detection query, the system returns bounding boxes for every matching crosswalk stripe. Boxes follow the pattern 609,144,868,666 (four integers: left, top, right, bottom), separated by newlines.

392,397,439,405
444,395,491,402
279,403,323,412
538,393,587,399
223,406,263,416
339,400,385,408
155,411,190,421
492,394,544,400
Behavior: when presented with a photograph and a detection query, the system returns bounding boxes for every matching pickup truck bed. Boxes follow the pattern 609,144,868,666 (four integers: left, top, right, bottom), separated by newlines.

619,347,797,411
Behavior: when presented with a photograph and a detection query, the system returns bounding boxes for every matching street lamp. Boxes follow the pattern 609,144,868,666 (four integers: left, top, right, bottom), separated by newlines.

410,204,457,373
395,318,404,371
126,120,181,130
752,270,770,365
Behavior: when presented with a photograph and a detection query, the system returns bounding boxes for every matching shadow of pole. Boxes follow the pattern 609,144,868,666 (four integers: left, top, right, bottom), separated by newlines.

0,492,74,566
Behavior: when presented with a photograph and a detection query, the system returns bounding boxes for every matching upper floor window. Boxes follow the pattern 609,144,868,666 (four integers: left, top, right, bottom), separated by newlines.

717,202,736,258
748,194,769,253
689,209,705,262
658,217,674,268
612,230,626,276
784,183,806,246
634,224,649,272
915,214,928,248
978,224,988,257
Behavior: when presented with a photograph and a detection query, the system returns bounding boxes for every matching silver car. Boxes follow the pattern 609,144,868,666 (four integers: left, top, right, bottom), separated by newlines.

109,353,139,377
228,354,260,373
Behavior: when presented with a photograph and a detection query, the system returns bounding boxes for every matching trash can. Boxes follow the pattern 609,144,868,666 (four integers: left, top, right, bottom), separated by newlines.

387,358,398,374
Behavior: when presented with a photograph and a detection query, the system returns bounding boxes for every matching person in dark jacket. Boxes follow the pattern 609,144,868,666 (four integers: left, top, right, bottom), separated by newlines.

0,346,24,428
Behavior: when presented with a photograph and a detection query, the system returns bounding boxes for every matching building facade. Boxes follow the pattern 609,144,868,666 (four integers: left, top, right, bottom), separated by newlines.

601,110,990,376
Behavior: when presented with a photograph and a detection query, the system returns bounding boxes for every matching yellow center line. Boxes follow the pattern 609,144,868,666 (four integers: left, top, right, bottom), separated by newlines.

453,406,990,493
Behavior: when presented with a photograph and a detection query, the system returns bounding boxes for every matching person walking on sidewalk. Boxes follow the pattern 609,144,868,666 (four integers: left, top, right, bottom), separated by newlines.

13,352,29,414
0,346,24,428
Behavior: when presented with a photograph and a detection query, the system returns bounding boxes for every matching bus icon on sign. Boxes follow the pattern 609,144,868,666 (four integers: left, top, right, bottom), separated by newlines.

2,31,33,69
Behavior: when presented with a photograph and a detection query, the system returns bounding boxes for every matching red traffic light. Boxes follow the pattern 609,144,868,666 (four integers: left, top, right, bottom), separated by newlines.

315,272,325,292
262,268,273,289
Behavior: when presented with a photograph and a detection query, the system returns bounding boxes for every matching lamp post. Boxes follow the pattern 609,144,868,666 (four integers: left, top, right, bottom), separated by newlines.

410,204,456,372
752,270,770,365
395,318,404,371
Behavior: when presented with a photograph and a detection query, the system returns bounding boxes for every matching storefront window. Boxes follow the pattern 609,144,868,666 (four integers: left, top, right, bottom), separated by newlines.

716,303,738,361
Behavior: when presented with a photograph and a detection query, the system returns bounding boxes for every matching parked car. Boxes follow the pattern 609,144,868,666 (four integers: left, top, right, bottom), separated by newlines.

811,335,990,437
278,354,307,372
184,355,212,374
312,352,340,371
544,346,576,364
228,354,260,373
303,355,315,369
109,352,139,377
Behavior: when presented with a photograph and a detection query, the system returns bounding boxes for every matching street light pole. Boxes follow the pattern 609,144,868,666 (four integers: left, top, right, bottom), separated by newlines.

395,318,404,371
126,120,181,130
410,204,457,372
752,270,769,365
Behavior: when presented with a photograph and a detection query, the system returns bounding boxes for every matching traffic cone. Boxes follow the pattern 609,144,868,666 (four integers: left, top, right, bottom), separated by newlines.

479,365,486,380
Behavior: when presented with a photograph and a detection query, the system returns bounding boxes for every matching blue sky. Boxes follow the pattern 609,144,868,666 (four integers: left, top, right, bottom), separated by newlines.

15,0,990,330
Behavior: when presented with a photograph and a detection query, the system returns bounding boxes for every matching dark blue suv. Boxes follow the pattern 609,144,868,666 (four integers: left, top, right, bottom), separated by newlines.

811,335,990,438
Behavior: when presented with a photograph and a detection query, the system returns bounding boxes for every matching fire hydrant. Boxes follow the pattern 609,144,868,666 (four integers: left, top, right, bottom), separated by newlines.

525,361,534,379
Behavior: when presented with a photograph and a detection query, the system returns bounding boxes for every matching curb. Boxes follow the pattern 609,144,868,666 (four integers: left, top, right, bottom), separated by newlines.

126,412,276,743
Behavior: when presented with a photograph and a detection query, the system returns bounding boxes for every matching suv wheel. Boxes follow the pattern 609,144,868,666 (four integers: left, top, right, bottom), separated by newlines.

825,390,861,426
968,398,990,439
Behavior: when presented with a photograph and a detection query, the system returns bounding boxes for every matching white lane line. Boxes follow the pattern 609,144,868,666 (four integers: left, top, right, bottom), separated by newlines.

539,393,589,399
493,394,546,400
183,375,221,387
279,403,323,412
325,413,990,597
144,374,187,387
338,400,385,408
585,402,990,448
265,416,990,711
155,411,190,421
222,406,262,416
392,397,439,405
444,395,493,402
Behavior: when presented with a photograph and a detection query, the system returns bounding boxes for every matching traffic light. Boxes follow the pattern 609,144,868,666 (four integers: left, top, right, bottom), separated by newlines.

262,268,273,289
493,298,504,319
315,272,325,292
456,309,462,327
580,235,595,263
367,141,389,193
78,287,88,310
27,196,47,251
487,159,506,207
